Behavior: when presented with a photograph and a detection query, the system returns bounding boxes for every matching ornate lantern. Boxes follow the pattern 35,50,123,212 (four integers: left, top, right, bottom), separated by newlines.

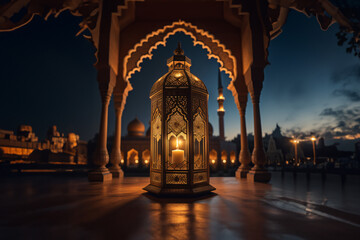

144,43,215,195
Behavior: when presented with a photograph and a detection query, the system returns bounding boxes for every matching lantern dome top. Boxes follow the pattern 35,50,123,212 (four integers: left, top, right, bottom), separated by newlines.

150,43,208,97
127,118,145,136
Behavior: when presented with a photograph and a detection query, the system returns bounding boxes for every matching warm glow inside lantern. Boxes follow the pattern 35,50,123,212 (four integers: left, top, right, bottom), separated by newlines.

143,43,215,195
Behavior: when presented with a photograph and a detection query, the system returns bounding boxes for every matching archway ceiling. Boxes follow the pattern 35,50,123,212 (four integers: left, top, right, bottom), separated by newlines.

116,0,247,85
0,0,354,40
0,0,354,37
0,0,356,87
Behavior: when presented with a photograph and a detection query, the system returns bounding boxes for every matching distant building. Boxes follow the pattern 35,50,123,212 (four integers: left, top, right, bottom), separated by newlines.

266,136,283,166
263,124,305,166
207,123,237,171
262,125,355,167
263,124,287,165
0,126,42,161
318,137,325,149
121,118,150,170
271,124,282,138
0,125,87,164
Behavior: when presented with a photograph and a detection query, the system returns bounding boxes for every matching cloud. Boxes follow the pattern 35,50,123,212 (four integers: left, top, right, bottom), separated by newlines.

285,106,360,140
320,65,360,138
282,65,360,141
331,64,360,86
317,106,360,139
320,108,343,117
331,64,360,103
333,89,360,102
331,64,360,102
337,120,346,127
284,127,304,138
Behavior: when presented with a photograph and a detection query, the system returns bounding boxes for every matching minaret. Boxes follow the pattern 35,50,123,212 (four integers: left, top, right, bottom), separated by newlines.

217,68,225,140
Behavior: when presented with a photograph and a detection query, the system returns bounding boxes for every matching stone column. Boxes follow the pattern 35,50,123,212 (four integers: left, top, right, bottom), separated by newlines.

247,92,271,182
228,78,251,179
109,79,131,178
236,94,251,178
88,93,112,181
87,0,118,182
251,95,265,168
240,1,271,182
109,106,124,178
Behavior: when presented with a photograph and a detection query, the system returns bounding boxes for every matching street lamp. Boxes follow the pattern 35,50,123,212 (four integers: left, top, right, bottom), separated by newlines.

292,139,299,166
311,137,316,166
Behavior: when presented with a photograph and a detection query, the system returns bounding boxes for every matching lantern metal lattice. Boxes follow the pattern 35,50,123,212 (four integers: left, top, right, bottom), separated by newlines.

144,43,215,195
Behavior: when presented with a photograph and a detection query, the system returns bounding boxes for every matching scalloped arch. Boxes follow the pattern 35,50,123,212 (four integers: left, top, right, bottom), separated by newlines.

123,20,237,83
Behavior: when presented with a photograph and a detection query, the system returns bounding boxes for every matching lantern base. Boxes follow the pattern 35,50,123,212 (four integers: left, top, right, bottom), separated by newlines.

143,184,216,196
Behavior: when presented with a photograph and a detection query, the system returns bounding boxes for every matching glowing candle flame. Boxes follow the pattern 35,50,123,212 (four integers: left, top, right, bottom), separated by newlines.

172,138,184,165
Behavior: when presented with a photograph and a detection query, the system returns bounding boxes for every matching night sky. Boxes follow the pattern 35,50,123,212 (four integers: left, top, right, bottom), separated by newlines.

0,10,359,150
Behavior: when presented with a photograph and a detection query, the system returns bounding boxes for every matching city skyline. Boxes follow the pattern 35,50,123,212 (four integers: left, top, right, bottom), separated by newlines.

0,10,359,151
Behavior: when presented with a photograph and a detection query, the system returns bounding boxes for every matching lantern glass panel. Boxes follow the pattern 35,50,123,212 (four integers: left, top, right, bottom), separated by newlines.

167,134,187,170
166,108,188,170
152,110,162,170
193,112,206,170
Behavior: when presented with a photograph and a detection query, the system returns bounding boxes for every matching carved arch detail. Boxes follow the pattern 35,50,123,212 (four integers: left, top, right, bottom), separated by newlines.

123,20,237,82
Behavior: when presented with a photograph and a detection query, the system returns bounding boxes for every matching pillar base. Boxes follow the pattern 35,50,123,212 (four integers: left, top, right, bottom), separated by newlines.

88,168,112,182
109,167,124,178
236,168,249,178
247,169,271,183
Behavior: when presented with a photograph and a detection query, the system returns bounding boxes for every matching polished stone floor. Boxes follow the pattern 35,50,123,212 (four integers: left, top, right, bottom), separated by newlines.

1,172,360,240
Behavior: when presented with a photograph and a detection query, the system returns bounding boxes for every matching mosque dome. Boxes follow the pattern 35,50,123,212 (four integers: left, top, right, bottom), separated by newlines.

150,42,208,96
127,118,145,136
208,122,213,136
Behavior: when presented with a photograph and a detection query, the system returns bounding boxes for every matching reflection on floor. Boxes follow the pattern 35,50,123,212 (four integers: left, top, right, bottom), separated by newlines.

1,172,360,240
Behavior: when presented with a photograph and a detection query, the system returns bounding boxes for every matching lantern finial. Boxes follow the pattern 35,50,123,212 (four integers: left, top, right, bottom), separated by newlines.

174,42,184,56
